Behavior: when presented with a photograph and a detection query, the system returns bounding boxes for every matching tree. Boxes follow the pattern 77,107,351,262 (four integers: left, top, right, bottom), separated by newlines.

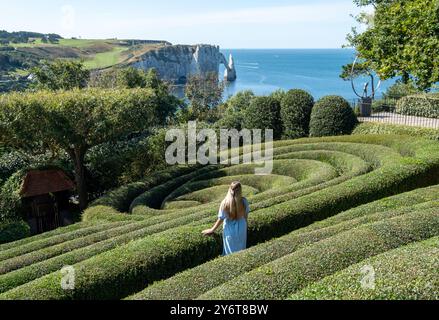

280,89,314,139
185,72,225,121
243,96,282,140
31,60,90,90
216,90,255,130
0,88,174,210
346,0,439,90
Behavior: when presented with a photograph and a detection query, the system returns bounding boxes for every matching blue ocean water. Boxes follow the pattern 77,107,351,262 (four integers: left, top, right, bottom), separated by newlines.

220,49,396,101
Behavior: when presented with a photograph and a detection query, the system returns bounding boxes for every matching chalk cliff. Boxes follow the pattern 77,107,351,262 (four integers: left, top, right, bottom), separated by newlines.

130,44,236,84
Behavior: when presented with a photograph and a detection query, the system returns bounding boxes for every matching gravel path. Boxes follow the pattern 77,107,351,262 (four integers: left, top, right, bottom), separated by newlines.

358,112,439,129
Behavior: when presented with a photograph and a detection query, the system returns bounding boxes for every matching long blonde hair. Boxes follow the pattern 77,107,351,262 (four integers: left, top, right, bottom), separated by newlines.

220,181,245,220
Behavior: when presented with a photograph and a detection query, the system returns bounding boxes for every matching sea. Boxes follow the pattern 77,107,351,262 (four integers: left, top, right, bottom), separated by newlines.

219,49,396,102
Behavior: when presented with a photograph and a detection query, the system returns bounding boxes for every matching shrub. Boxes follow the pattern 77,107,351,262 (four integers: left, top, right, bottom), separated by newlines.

291,236,439,300
0,171,25,222
309,96,358,137
353,123,439,141
396,94,439,118
0,221,30,245
280,89,314,139
243,96,282,139
0,151,30,186
198,209,439,299
371,99,396,113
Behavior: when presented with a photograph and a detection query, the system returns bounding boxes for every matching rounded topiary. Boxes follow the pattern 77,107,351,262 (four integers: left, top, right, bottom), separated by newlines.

243,96,282,139
280,89,314,139
309,96,358,137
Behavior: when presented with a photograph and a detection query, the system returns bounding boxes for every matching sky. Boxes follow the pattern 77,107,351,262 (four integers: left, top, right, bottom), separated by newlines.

0,0,369,48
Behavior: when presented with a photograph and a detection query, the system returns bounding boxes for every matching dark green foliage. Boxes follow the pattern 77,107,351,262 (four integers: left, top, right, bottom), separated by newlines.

280,89,314,139
0,221,30,244
216,91,255,130
243,96,282,139
31,60,90,90
309,96,358,137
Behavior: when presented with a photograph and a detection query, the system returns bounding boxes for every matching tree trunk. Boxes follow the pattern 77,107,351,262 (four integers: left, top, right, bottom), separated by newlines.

402,72,410,84
69,147,88,211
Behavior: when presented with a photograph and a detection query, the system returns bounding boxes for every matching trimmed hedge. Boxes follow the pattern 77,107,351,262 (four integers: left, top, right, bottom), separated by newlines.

129,166,218,214
396,94,439,119
310,96,358,137
353,122,439,141
0,221,127,261
280,89,314,139
0,225,221,300
129,189,438,300
291,236,439,300
90,165,199,212
198,209,439,300
0,221,30,245
2,135,439,299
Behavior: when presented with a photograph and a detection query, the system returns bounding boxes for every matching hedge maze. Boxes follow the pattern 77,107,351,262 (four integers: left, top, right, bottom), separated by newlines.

0,134,438,300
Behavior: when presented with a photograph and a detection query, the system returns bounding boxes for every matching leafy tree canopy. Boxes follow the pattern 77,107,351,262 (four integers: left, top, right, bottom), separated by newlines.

347,0,439,90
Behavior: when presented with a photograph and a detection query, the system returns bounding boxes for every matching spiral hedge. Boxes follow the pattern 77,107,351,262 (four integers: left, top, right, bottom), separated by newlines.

1,134,439,300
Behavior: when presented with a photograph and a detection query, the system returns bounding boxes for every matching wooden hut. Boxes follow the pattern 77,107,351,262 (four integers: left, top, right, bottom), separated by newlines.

20,169,75,234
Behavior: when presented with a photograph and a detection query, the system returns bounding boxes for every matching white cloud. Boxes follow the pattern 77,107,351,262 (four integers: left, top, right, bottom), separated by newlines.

61,5,76,31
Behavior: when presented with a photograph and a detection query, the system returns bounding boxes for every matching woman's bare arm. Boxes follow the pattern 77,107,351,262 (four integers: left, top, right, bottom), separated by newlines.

202,219,223,236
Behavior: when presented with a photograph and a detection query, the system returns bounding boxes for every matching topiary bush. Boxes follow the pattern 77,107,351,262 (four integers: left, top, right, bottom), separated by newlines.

243,96,282,139
0,221,30,245
396,94,439,118
280,89,314,139
309,95,358,137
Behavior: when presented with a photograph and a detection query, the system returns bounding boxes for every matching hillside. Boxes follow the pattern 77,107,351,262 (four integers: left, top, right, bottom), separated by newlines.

0,31,171,91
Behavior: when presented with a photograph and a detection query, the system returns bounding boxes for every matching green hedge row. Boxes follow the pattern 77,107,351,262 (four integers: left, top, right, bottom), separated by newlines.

128,188,438,300
0,221,30,245
396,94,439,118
198,208,439,299
353,122,439,141
0,222,96,251
0,219,203,293
291,236,439,300
3,135,439,299
129,166,218,214
0,225,221,300
0,221,146,274
91,165,199,212
0,221,128,262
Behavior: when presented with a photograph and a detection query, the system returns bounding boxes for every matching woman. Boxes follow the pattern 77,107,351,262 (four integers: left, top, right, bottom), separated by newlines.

202,181,250,255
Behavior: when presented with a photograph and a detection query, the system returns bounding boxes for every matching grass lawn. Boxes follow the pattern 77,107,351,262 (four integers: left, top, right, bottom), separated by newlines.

83,46,128,69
